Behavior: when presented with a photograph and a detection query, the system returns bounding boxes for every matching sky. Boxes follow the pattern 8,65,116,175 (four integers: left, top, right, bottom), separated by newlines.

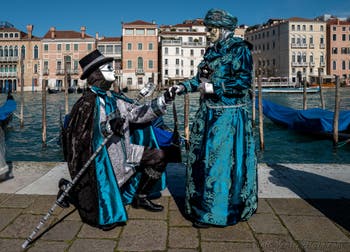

3,0,350,38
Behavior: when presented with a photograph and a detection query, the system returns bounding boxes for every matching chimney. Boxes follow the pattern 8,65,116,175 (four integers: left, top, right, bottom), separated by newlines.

26,24,33,39
50,27,56,39
81,26,86,39
95,32,99,40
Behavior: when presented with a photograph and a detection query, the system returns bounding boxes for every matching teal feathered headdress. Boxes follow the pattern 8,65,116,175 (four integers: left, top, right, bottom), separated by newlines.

204,8,237,31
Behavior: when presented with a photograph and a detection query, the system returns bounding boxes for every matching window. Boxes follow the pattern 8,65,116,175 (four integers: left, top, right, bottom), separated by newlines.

320,25,324,31
138,77,143,84
342,61,346,70
333,61,336,70
127,43,132,50
297,25,300,31
34,64,38,73
74,44,78,51
148,43,153,50
333,26,337,31
137,57,143,69
148,60,153,69
138,43,142,50
34,45,38,59
66,44,70,51
333,34,337,41
115,45,121,53
44,44,49,52
74,60,78,70
176,47,179,55
332,47,338,54
127,78,132,85
320,36,324,44
342,34,346,41
164,69,168,75
310,25,313,31
97,45,105,53
190,49,194,56
164,59,168,65
125,29,133,35
164,47,168,54
147,29,155,35
291,25,295,31
87,44,92,51
190,60,194,66
21,45,25,59
302,25,306,31
106,45,113,54
127,60,132,69
44,61,48,70
57,44,61,51
136,29,145,35
309,36,313,44
57,61,62,70
175,59,179,65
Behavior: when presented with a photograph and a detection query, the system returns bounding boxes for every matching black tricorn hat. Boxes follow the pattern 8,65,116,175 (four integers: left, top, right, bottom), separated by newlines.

79,49,113,80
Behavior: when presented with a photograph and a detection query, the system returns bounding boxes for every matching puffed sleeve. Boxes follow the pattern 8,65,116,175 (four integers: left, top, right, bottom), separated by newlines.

212,43,253,97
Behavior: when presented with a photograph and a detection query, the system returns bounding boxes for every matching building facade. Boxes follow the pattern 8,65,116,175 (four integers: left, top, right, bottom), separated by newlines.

245,18,327,84
0,22,41,92
159,19,207,87
41,26,95,91
326,19,350,85
121,20,158,90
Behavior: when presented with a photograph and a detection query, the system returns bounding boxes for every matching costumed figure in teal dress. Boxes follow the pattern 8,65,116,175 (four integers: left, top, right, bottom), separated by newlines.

172,9,258,228
60,50,176,230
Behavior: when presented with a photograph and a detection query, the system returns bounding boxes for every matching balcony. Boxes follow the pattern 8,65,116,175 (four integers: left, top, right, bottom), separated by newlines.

66,69,79,75
43,69,49,75
309,62,315,67
182,42,206,47
0,72,17,78
291,62,308,67
56,69,65,75
309,44,314,49
320,62,326,67
320,44,325,49
162,39,182,46
0,56,19,62
135,68,145,75
291,43,307,48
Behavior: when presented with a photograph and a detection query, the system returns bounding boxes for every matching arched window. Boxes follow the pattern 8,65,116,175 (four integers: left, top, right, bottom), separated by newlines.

4,46,8,57
342,60,346,70
302,52,306,62
333,61,336,70
309,35,313,44
137,57,143,69
320,53,324,63
0,46,2,57
34,45,39,59
9,46,13,57
21,45,26,59
14,46,18,57
309,52,313,62
302,35,306,44
297,52,302,63
292,52,296,62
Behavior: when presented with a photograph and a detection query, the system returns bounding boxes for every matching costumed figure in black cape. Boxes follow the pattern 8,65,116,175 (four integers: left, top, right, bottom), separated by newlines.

60,50,176,230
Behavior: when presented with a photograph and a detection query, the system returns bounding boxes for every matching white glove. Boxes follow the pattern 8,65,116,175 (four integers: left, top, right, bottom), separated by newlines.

199,82,214,94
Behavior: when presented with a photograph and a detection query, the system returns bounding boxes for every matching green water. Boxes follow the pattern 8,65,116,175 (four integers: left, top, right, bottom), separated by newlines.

2,88,350,164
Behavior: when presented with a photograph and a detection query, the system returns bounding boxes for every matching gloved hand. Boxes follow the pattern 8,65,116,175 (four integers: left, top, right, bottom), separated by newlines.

172,84,185,95
109,117,125,137
199,82,214,94
163,86,177,104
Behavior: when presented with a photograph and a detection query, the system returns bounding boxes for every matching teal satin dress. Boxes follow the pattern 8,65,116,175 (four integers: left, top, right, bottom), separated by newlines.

182,34,258,226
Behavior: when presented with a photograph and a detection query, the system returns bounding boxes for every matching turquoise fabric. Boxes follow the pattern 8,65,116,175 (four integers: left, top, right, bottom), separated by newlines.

182,35,258,226
91,87,128,225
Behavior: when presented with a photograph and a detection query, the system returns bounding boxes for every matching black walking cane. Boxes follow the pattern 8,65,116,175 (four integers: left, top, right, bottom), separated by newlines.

22,82,156,249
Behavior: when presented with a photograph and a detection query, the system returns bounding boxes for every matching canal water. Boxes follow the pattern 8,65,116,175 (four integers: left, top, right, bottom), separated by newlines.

1,88,350,164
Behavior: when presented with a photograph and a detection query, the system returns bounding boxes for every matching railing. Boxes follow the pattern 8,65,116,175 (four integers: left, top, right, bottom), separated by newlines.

320,44,325,49
162,40,182,45
291,43,307,48
135,69,144,75
291,62,308,67
56,69,65,75
0,56,19,62
43,69,49,75
309,44,314,49
0,72,17,78
320,62,326,67
309,62,315,67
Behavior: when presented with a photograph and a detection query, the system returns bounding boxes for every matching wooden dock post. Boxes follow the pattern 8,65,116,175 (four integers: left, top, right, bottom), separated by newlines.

333,75,340,147
20,58,24,128
184,94,190,151
258,75,264,150
64,56,69,115
42,79,47,147
318,68,325,109
252,79,256,127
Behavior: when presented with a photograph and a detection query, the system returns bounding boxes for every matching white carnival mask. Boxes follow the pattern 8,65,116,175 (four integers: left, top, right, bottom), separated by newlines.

99,63,116,82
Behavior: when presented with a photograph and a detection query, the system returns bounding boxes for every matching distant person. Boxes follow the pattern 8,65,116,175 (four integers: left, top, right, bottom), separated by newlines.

171,8,258,228
60,49,175,230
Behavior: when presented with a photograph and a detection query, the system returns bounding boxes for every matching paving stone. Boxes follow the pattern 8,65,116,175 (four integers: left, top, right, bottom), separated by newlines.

168,227,199,249
267,198,323,216
299,241,350,252
117,220,167,251
23,195,63,215
77,223,122,239
256,198,273,214
200,222,255,242
40,220,82,241
0,208,21,231
201,241,260,252
0,193,11,205
57,207,81,221
248,213,288,234
69,238,116,252
280,215,350,242
168,249,198,252
0,194,35,208
127,196,168,220
0,214,53,239
256,234,302,252
27,240,69,252
0,238,25,252
169,210,192,227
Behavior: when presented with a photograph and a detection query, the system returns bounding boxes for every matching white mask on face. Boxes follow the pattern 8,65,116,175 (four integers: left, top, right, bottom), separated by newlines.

99,63,116,82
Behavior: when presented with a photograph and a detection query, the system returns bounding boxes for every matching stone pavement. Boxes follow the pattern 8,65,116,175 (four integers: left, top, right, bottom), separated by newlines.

0,162,349,252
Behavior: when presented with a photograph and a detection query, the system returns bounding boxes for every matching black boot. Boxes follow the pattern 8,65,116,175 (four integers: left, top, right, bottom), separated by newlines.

131,173,164,212
56,178,72,208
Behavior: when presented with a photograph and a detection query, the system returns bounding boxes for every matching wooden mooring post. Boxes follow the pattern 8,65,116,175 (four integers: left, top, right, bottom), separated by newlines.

20,58,24,128
64,56,69,115
258,75,264,150
251,79,256,127
333,75,340,147
42,79,47,147
318,68,325,109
